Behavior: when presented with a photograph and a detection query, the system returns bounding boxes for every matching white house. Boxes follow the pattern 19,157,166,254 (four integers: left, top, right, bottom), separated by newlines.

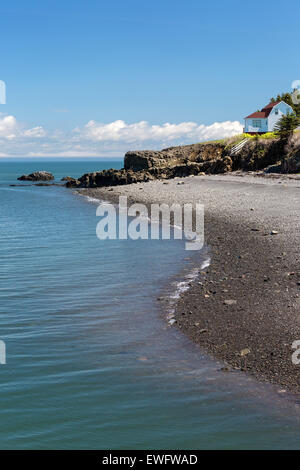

244,101,294,134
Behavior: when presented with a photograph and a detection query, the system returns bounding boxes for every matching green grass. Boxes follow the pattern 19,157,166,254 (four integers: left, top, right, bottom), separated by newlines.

198,138,228,145
199,132,279,147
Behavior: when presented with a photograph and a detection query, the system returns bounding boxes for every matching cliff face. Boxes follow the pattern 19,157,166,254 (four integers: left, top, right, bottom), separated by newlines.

124,143,226,171
124,150,180,171
66,137,298,188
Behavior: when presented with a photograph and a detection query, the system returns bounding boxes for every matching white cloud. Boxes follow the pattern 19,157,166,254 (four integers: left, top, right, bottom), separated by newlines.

0,114,47,141
0,113,243,157
23,126,47,138
79,119,243,144
0,114,19,140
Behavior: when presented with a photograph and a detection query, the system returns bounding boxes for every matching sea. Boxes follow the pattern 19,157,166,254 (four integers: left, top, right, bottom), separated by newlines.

1,158,300,449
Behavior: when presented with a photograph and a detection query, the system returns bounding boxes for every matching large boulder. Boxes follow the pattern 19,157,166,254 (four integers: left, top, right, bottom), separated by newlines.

18,171,54,181
123,142,229,171
73,169,155,188
124,150,182,171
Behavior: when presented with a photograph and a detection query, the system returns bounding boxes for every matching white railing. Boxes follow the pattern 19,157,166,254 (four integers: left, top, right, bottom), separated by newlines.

230,138,249,156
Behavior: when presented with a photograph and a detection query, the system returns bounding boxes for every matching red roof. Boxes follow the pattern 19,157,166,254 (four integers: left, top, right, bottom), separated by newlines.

245,101,280,119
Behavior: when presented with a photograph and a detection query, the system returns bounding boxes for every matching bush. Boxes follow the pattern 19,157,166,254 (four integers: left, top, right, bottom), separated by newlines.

274,113,300,141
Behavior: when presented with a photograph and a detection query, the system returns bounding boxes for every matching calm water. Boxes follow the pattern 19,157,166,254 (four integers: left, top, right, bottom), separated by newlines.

1,159,300,450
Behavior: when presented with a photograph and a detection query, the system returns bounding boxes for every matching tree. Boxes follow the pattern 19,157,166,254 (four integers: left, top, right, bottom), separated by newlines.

274,112,300,172
274,112,300,141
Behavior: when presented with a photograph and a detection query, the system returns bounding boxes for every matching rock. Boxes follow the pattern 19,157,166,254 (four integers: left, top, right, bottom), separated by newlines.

65,178,81,188
270,230,279,235
61,176,75,182
124,150,181,171
18,171,54,181
224,299,237,306
65,136,297,190
240,348,251,357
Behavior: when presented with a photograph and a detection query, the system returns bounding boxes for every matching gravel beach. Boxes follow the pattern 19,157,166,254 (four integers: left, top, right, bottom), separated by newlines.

78,172,300,392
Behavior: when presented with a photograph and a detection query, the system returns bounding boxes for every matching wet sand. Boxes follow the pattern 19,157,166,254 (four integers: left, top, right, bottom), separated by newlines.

78,172,300,392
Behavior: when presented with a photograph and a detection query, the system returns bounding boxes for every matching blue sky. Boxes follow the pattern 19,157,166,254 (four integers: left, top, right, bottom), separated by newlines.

0,0,299,156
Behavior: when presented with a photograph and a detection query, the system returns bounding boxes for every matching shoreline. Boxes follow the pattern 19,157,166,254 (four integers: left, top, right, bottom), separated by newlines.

77,172,300,393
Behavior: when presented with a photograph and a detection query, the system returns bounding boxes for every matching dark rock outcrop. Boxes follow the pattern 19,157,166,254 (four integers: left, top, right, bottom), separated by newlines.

282,145,300,173
66,136,299,189
18,171,54,181
61,176,80,185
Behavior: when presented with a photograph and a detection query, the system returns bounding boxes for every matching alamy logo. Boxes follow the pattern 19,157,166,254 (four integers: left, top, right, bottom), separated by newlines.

291,80,300,105
0,80,6,104
292,340,300,365
0,341,6,365
96,196,204,251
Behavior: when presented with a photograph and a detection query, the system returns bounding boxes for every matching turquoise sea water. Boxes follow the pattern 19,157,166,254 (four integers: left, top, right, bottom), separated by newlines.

1,159,300,450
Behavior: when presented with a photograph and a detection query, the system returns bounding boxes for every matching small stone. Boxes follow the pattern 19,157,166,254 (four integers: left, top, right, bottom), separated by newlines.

169,319,177,325
224,299,237,306
270,230,278,235
240,348,251,357
199,329,207,334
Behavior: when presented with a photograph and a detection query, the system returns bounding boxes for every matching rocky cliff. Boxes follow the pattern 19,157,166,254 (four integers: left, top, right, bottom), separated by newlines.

18,171,54,181
66,136,298,188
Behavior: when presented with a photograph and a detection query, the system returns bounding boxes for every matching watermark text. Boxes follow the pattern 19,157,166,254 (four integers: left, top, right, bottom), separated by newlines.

96,197,204,251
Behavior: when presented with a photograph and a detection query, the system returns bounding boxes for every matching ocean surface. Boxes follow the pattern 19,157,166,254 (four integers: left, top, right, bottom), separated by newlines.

1,158,300,450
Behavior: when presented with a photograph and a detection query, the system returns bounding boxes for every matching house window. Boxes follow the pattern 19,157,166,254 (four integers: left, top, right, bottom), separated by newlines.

275,109,279,115
252,119,262,128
